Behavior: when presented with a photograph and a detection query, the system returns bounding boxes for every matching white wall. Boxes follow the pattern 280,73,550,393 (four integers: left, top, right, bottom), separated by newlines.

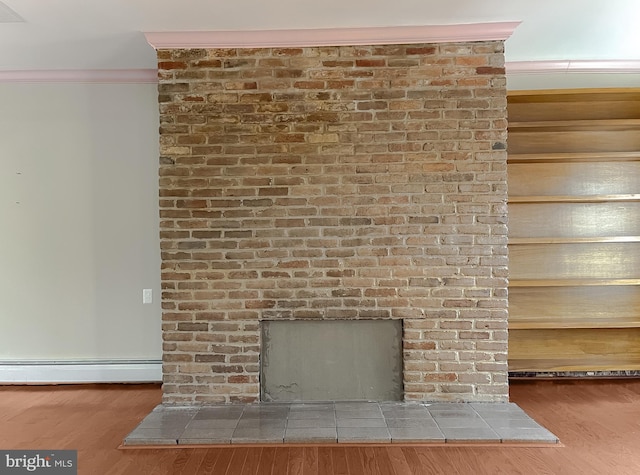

0,71,637,381
0,82,161,365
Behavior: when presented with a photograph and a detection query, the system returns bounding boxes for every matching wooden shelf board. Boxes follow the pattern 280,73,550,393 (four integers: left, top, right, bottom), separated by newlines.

508,151,640,163
508,88,640,102
508,358,640,372
509,318,640,330
509,279,640,288
509,119,640,132
508,194,640,203
509,236,640,245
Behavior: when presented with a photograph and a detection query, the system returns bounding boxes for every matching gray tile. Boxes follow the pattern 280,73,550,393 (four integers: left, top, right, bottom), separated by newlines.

152,405,199,414
242,404,291,414
389,427,445,443
379,402,422,408
232,427,285,444
239,409,288,418
242,408,289,415
242,405,290,416
193,407,244,420
133,421,189,432
479,412,532,423
386,418,439,429
178,437,232,445
440,427,501,443
337,418,387,428
126,426,185,438
472,407,530,419
236,418,286,430
288,410,335,419
135,413,195,429
336,409,383,419
285,427,337,443
381,408,433,419
137,410,195,420
483,417,546,430
434,417,491,429
181,426,236,437
123,427,181,445
179,427,235,444
428,409,480,418
239,411,287,420
334,402,379,409
185,419,239,430
287,417,336,429
496,428,559,444
337,427,390,443
470,402,524,414
380,402,429,408
238,416,287,425
380,405,430,411
290,403,335,411
243,405,291,411
426,403,471,411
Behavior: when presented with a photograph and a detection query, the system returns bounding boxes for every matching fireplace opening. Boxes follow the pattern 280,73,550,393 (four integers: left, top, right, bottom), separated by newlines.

260,320,403,402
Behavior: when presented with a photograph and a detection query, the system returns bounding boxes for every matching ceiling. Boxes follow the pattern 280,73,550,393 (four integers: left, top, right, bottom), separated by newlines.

0,0,638,72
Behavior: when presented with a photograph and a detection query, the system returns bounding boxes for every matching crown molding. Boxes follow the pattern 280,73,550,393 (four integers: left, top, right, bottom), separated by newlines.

144,22,521,49
0,69,158,84
507,60,640,75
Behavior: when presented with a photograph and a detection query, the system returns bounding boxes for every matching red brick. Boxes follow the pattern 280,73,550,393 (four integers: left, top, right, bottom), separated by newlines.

355,59,386,67
406,46,437,55
476,66,506,75
158,61,188,70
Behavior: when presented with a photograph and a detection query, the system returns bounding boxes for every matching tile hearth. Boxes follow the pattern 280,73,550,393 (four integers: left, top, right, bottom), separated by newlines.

123,402,558,446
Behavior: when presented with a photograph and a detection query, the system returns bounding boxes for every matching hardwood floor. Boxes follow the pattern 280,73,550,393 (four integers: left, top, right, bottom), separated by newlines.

1,380,639,474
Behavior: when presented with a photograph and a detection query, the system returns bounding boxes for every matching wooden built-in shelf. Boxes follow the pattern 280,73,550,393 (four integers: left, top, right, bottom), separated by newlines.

507,88,640,374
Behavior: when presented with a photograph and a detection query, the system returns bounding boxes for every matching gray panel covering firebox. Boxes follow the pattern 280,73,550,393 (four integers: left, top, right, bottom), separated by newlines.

261,320,403,402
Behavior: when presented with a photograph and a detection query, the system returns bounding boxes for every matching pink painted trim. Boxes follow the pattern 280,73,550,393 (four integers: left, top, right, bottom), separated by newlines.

507,60,640,74
144,22,521,49
0,69,158,84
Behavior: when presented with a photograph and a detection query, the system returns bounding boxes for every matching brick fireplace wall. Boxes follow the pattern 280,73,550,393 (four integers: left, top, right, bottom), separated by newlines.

157,41,509,405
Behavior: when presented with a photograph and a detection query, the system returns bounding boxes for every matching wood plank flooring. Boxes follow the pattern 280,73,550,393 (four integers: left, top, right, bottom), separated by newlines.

1,380,639,474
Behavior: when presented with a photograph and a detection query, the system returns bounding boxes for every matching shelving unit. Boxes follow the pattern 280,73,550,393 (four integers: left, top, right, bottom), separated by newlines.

507,89,640,373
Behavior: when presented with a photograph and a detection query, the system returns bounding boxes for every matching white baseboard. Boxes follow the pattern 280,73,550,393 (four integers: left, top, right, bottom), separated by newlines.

0,360,162,384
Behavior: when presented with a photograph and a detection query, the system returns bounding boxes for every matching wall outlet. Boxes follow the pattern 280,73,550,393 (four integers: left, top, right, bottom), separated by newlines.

142,288,153,304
